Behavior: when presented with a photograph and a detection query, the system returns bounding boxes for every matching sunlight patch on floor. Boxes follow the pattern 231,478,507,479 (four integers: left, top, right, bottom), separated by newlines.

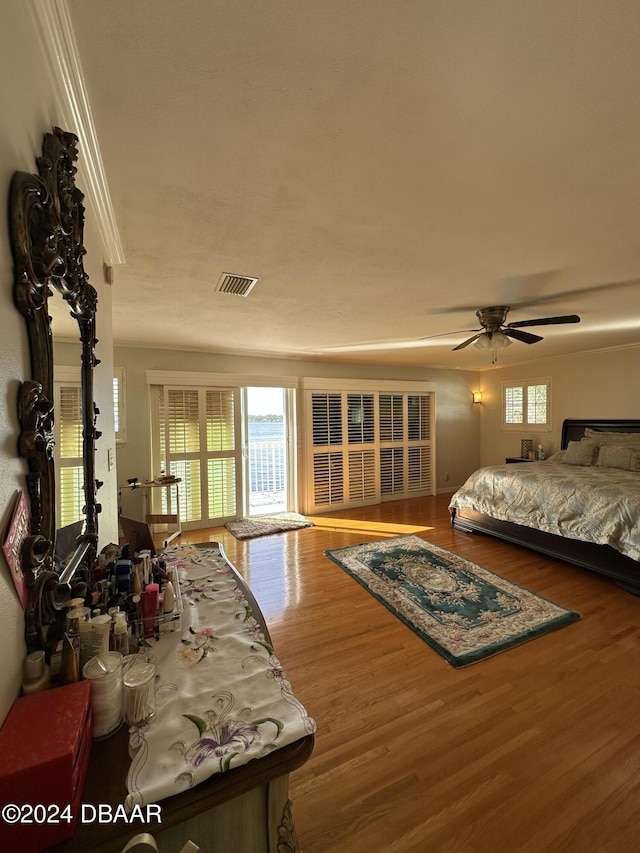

309,516,433,537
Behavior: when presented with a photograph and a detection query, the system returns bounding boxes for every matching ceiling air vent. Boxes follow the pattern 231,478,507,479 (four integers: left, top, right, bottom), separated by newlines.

215,272,259,297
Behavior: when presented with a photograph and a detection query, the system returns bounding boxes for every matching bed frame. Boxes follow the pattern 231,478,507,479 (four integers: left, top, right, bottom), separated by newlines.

450,419,640,595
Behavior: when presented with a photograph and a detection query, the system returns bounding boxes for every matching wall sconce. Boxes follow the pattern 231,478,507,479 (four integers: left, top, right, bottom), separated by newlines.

472,391,483,404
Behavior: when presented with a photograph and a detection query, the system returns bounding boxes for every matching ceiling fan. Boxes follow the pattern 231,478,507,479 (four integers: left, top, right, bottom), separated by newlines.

425,306,581,362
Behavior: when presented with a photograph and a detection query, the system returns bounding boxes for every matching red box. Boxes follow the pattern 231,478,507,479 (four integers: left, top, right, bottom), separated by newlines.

0,680,92,852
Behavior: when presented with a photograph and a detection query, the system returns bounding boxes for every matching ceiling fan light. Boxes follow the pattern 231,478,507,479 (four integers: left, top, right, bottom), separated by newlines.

491,331,512,350
473,333,493,350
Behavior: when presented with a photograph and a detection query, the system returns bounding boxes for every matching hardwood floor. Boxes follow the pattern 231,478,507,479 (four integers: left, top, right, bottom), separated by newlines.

179,494,640,852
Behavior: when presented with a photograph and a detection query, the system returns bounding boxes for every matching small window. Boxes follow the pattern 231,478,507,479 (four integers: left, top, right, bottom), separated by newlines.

114,368,126,444
502,378,551,431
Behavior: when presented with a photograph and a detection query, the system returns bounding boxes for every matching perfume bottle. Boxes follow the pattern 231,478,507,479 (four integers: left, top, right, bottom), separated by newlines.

60,610,81,685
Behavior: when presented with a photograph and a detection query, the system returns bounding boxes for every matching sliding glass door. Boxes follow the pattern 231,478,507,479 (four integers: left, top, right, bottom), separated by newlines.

242,387,296,516
151,382,297,528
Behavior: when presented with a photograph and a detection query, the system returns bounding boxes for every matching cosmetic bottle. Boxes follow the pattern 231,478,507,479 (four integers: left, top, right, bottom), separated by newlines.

60,611,81,685
132,564,142,595
78,613,111,671
112,612,130,655
163,580,174,613
141,583,159,637
115,558,132,596
139,550,152,586
22,650,51,695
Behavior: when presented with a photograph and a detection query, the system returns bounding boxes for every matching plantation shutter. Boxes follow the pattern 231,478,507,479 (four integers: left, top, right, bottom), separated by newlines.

312,393,342,446
55,382,84,527
310,392,346,509
312,452,344,506
346,393,376,503
407,394,433,492
502,379,550,431
166,388,202,523
151,385,240,528
379,393,405,498
205,389,237,519
527,383,548,425
304,384,435,512
504,385,524,425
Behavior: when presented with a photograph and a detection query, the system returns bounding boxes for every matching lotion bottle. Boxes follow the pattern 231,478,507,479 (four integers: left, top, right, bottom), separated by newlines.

163,580,174,613
112,612,130,655
22,650,51,695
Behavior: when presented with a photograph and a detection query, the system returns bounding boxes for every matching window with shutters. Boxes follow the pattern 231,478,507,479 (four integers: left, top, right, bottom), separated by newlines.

304,383,435,512
502,378,551,431
150,385,240,527
54,380,84,527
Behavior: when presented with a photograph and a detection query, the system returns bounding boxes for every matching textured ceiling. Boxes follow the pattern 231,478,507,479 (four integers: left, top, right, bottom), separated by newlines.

64,0,640,369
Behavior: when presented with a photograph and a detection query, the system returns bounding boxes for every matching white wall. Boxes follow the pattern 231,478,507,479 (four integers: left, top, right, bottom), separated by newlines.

113,346,482,519
0,2,118,725
0,1,61,725
478,345,640,466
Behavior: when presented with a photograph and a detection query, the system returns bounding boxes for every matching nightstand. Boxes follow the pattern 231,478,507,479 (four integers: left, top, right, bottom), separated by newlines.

505,457,537,463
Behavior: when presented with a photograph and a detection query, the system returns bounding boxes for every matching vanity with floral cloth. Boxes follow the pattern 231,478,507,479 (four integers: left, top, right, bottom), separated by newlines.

55,543,315,853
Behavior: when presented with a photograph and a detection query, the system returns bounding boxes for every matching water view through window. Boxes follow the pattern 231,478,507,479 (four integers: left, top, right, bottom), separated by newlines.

247,388,287,515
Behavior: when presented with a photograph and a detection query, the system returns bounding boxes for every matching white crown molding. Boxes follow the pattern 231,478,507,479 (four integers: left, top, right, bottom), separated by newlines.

32,0,125,266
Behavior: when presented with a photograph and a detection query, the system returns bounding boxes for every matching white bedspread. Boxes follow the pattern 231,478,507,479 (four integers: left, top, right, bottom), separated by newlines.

449,461,640,562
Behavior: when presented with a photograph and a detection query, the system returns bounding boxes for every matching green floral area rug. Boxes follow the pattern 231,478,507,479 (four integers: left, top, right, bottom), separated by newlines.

324,535,580,667
225,511,313,540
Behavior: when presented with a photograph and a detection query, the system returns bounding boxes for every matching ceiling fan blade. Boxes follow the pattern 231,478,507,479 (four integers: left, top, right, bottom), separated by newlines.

430,276,640,317
505,278,640,310
504,328,543,345
507,314,580,328
420,328,480,341
452,334,482,351
429,271,565,314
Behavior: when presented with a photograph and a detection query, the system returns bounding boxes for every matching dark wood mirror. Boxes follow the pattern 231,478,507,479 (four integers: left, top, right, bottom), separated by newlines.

10,127,101,650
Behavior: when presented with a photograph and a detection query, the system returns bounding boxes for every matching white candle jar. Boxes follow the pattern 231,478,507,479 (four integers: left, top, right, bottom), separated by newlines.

83,651,124,739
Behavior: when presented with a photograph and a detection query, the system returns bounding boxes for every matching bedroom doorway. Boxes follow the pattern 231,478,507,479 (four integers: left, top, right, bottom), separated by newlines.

243,387,296,516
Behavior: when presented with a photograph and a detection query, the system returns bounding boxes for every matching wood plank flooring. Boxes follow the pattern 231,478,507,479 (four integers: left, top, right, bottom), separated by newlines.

178,494,640,852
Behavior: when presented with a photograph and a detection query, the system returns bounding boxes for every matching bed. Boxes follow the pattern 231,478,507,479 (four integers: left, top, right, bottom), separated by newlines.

449,419,640,595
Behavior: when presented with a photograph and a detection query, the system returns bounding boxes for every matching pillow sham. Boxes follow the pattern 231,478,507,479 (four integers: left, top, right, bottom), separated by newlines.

595,443,640,472
545,450,566,463
560,440,598,466
584,427,640,446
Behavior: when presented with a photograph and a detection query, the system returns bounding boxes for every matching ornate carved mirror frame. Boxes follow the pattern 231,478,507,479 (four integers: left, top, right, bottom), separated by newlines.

10,127,102,648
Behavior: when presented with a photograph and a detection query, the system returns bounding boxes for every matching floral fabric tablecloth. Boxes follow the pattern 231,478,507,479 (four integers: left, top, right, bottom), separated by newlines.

125,543,315,810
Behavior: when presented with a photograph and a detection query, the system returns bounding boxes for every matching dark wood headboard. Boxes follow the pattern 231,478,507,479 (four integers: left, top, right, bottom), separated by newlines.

561,419,640,448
